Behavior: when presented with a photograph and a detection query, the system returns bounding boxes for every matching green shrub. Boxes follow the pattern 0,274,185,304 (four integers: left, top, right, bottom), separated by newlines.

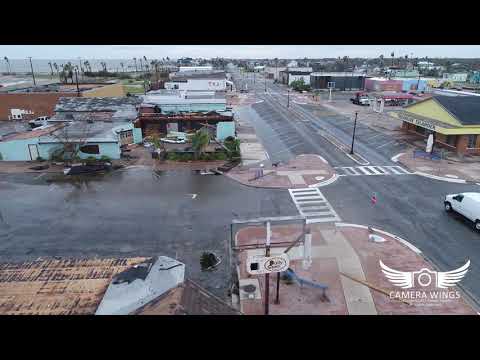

214,152,228,160
0,152,3,161
100,155,111,162
36,156,45,162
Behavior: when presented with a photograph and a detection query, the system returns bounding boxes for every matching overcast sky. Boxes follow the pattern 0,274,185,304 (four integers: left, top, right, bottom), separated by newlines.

1,45,480,59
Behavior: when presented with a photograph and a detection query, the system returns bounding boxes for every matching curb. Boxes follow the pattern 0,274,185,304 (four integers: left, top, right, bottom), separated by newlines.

413,171,467,184
224,171,338,190
394,153,472,184
334,222,422,254
309,173,339,188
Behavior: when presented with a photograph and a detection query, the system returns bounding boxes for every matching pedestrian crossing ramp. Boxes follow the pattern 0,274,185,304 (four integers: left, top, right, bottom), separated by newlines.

335,165,414,177
288,188,341,224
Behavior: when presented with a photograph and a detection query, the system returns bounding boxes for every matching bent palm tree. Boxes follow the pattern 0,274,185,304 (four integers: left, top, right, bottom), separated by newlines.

191,130,210,159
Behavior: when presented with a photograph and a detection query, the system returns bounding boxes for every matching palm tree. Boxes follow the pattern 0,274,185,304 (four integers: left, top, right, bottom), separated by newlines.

84,60,91,73
120,62,124,73
191,129,210,159
53,62,60,80
4,56,10,74
391,52,395,67
48,62,54,77
143,56,149,72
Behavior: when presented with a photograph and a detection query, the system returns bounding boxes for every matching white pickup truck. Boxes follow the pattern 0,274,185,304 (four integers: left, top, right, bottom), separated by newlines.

444,192,480,230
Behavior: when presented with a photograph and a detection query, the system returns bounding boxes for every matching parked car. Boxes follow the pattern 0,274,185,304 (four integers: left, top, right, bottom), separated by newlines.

444,192,480,230
350,92,370,106
28,116,50,129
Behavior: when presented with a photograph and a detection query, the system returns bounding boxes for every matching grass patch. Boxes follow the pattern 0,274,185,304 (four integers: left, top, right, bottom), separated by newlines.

124,85,145,94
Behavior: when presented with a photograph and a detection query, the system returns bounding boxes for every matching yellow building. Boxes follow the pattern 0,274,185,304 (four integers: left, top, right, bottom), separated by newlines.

394,95,480,155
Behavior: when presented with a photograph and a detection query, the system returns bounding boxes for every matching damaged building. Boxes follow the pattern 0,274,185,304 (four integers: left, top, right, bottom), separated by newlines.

0,97,143,161
135,90,235,141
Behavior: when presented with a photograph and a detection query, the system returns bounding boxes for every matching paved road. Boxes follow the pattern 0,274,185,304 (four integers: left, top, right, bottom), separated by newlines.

232,69,480,307
0,168,297,297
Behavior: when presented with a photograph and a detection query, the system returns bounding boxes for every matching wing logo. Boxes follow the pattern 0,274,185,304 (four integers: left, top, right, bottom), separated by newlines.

380,260,470,289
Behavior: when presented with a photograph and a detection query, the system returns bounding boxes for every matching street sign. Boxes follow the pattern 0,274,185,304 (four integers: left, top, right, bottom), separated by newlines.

246,253,290,275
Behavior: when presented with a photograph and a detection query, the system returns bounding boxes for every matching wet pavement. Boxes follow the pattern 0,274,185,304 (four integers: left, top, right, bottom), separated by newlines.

0,168,298,298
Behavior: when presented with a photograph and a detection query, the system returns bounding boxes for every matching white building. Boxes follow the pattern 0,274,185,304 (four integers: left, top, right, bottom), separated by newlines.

279,67,313,85
442,73,469,82
287,60,298,68
165,71,226,91
178,66,213,72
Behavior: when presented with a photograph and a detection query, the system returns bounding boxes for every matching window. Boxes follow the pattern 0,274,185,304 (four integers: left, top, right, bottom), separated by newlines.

120,130,133,139
467,135,477,149
79,144,100,154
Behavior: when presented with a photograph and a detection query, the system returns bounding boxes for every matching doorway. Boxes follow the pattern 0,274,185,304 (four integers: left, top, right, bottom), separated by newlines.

28,144,39,161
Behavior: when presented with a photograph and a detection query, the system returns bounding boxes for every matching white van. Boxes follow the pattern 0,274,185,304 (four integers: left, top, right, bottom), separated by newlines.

444,192,480,230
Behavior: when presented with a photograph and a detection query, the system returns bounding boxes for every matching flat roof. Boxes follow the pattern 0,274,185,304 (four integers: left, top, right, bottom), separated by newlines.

170,71,226,80
311,72,367,77
1,123,64,141
55,96,141,112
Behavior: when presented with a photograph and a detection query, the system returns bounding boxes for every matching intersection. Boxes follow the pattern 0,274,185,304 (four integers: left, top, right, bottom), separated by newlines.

231,69,480,307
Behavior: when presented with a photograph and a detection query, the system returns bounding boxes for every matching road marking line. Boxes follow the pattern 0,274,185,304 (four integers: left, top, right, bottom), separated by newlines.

390,153,405,162
289,187,341,224
34,173,47,180
376,140,396,149
358,166,376,175
365,133,384,141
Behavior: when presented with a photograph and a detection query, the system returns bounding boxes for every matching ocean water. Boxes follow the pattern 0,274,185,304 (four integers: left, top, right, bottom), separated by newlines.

1,59,153,74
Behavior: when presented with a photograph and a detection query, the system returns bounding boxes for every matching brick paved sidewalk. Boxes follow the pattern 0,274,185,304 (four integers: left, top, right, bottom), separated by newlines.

226,154,336,189
398,149,480,183
234,223,476,315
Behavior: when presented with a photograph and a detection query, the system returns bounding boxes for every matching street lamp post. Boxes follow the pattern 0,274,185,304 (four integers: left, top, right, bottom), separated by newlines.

287,89,290,108
74,68,80,96
350,111,358,155
28,57,36,86
265,74,267,93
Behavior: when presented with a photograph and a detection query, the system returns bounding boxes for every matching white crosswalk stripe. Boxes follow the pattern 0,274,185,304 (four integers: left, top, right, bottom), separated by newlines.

335,165,414,177
288,188,341,224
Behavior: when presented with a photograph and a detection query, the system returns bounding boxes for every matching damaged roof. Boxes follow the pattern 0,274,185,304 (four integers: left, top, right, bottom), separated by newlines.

132,279,241,315
0,257,148,315
54,96,142,112
40,120,129,143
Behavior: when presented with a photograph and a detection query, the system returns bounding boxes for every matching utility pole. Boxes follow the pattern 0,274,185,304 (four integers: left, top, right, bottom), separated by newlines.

350,111,358,155
28,57,36,86
74,68,80,97
265,74,267,93
264,221,271,315
287,89,290,108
